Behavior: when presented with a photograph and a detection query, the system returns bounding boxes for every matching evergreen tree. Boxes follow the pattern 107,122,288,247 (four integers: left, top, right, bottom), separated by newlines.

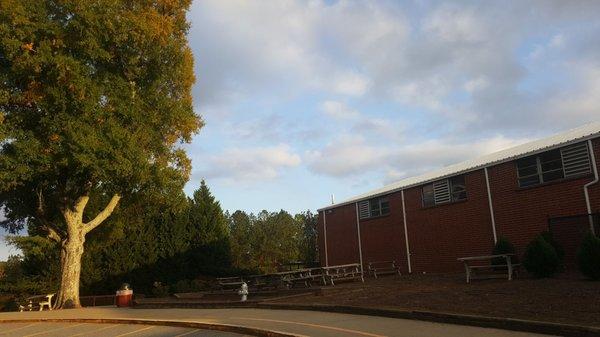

186,180,231,275
295,210,318,265
228,210,254,270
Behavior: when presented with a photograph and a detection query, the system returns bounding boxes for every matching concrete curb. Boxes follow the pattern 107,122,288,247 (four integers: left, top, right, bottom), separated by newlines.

256,303,600,337
134,300,599,337
0,317,301,337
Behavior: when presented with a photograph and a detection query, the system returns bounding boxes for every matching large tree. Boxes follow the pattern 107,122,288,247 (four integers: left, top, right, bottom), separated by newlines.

0,0,200,308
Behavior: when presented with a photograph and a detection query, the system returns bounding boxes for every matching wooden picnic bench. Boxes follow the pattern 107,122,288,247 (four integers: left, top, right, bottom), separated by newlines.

457,254,520,283
367,260,401,278
322,263,364,285
247,274,284,290
281,268,328,288
216,276,244,291
19,293,54,312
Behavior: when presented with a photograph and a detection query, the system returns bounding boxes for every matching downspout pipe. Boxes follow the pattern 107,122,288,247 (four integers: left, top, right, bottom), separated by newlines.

584,139,599,235
354,203,364,275
485,167,498,243
401,190,412,274
322,211,329,266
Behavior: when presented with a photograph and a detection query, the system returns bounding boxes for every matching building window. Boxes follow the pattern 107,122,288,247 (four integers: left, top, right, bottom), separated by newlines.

358,196,390,219
516,142,591,188
422,175,467,207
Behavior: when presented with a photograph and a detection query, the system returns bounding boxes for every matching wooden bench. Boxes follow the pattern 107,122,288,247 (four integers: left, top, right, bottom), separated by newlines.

248,274,284,290
322,263,364,285
458,254,520,283
282,269,313,288
216,276,244,291
367,260,401,278
19,294,54,312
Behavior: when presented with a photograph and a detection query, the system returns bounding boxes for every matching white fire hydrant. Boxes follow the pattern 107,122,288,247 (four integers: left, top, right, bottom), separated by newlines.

238,282,249,302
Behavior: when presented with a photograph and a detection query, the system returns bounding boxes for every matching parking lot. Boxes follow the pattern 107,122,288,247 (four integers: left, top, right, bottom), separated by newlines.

0,322,248,337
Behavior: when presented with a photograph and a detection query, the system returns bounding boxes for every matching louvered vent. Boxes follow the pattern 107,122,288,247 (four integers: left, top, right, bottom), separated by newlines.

433,179,451,204
561,142,591,178
359,200,370,219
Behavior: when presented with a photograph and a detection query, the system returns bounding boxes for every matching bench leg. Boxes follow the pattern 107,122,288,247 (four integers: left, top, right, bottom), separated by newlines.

507,257,513,281
463,263,471,283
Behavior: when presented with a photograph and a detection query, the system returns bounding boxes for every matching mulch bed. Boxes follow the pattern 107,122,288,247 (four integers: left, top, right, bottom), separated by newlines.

271,273,600,327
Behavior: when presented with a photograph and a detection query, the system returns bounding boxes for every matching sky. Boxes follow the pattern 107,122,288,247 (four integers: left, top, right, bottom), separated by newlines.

2,0,600,260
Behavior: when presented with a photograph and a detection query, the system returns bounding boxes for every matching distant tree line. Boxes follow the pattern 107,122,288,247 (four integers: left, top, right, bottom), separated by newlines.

0,180,318,298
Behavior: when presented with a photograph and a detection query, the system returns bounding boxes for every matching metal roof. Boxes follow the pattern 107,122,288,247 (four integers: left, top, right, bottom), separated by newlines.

319,122,600,211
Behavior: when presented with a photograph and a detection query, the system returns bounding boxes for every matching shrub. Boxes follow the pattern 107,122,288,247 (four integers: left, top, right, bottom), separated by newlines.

541,231,565,264
150,281,170,298
523,235,559,278
491,237,518,268
577,233,600,280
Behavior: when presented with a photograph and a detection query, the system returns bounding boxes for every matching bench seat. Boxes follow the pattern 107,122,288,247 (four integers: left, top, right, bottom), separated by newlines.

368,261,401,278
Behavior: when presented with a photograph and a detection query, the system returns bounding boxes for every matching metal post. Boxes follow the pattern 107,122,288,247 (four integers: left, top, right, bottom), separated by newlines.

354,203,364,278
485,167,498,243
401,190,412,273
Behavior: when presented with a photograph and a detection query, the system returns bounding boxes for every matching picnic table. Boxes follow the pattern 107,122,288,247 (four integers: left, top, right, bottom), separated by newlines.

216,276,244,292
19,294,54,312
280,268,328,288
457,254,520,283
367,260,401,278
321,263,364,285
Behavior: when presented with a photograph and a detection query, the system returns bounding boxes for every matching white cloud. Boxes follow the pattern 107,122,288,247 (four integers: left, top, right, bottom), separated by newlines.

305,135,389,177
199,144,301,182
464,77,489,93
320,101,360,120
307,134,529,182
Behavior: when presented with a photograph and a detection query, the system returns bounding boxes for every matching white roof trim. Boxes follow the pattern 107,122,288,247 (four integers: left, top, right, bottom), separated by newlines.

319,122,600,212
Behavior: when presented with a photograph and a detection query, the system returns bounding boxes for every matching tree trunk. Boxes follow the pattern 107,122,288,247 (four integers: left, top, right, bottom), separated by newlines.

55,235,85,309
52,194,121,309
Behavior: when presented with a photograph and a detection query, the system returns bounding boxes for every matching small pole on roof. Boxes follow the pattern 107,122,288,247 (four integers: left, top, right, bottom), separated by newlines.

331,194,335,205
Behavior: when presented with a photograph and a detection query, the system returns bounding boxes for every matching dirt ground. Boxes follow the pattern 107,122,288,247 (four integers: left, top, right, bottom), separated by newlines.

272,273,600,327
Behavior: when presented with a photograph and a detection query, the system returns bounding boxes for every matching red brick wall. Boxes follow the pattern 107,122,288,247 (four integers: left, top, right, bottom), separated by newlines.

318,203,360,266
358,192,410,274
316,137,600,273
404,169,495,273
489,138,600,256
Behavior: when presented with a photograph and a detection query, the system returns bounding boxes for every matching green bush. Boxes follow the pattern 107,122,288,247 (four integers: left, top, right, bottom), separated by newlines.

491,237,518,267
523,235,559,278
577,233,600,280
150,281,170,298
171,278,212,294
541,231,565,264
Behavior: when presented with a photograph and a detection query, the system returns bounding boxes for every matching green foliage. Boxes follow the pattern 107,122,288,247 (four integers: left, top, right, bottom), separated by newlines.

0,0,201,235
577,233,600,280
228,209,316,274
151,281,170,298
491,236,518,267
170,279,211,294
296,210,319,265
523,235,559,278
541,231,565,264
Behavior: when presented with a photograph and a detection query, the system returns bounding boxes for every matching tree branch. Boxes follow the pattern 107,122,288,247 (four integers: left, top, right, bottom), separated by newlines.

36,188,65,242
44,226,63,243
84,194,121,234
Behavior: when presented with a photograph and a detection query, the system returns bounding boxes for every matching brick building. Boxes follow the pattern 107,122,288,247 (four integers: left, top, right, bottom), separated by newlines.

317,123,600,273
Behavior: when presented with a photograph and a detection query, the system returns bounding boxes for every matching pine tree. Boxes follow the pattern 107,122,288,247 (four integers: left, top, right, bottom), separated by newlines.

186,180,231,275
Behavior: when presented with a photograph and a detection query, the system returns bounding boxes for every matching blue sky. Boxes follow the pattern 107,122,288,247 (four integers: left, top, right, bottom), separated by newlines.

2,0,600,260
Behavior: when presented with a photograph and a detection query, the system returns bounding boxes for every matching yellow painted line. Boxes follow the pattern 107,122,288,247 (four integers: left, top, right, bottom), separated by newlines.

114,325,155,337
173,329,200,337
23,323,87,337
67,323,119,336
235,317,388,337
0,322,40,334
